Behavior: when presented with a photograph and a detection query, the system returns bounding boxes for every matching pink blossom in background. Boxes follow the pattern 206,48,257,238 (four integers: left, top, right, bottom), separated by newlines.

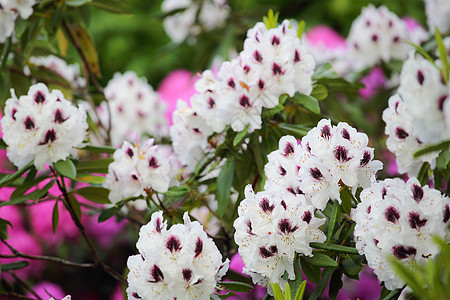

306,25,347,49
83,212,127,249
359,67,387,100
402,17,429,45
110,283,124,300
27,281,67,300
157,69,199,124
337,268,382,300
382,150,399,176
227,253,267,299
0,205,23,230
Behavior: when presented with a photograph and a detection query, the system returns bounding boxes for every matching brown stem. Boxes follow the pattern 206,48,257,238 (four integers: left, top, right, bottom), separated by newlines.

6,271,42,300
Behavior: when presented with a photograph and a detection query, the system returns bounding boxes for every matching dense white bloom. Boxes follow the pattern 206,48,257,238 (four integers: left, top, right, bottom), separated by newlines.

397,52,449,144
347,5,410,70
382,95,439,176
29,55,86,88
127,211,229,299
49,296,71,300
264,120,382,210
104,139,180,206
0,0,35,43
234,185,325,288
424,0,450,33
161,0,229,43
1,83,87,170
353,178,450,290
100,71,168,146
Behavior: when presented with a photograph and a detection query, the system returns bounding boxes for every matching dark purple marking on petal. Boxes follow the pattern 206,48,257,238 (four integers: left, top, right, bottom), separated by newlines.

259,198,275,213
284,142,294,155
239,95,251,108
117,105,123,113
302,210,312,224
354,42,359,50
34,91,45,104
388,20,393,27
166,235,181,252
54,109,68,124
371,34,378,42
208,97,215,108
382,188,387,199
149,264,164,283
395,127,409,139
194,238,203,258
294,50,300,63
444,204,450,223
341,129,350,140
246,220,254,235
438,95,447,111
279,166,287,176
132,292,142,299
272,63,284,76
367,205,371,214
334,145,351,162
271,35,280,46
278,218,299,234
259,245,277,258
281,200,287,210
39,129,57,145
228,78,236,88
366,20,371,26
11,108,17,121
412,184,424,202
409,212,427,230
321,125,331,139
254,51,263,63
393,36,400,43
258,79,265,90
182,269,192,282
243,65,250,73
137,92,143,100
392,245,417,259
193,128,201,134
385,206,400,223
155,217,162,233
417,70,424,85
360,151,371,167
374,239,379,246
310,167,323,180
131,174,138,181
24,116,35,130
127,148,134,158
148,156,159,168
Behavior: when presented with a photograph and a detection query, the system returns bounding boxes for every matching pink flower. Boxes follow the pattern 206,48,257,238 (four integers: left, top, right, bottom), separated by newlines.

0,205,23,230
359,67,387,100
157,69,199,124
227,253,267,299
336,267,382,300
306,25,347,50
27,281,67,299
83,213,127,249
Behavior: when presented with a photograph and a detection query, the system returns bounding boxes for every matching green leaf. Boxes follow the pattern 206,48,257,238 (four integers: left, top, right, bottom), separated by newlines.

389,257,425,297
67,24,101,77
328,269,343,300
71,187,111,204
54,159,77,179
327,202,340,242
291,93,320,114
341,256,364,277
310,242,359,255
297,20,305,39
435,27,449,83
290,258,304,299
67,194,82,220
81,144,116,154
339,186,353,215
0,162,33,187
219,281,253,293
74,174,105,184
65,0,92,6
413,140,450,158
11,175,48,199
277,123,310,137
312,63,339,80
76,158,113,173
311,84,328,101
294,281,307,300
308,268,335,300
233,124,249,147
417,162,430,186
0,218,12,240
436,150,450,170
406,41,438,69
300,256,320,283
88,0,133,15
381,288,403,300
214,292,237,299
304,252,338,268
263,9,279,29
0,138,6,149
2,261,29,271
215,157,236,218
52,200,59,234
284,282,292,300
98,206,120,222
165,186,190,198
270,282,284,300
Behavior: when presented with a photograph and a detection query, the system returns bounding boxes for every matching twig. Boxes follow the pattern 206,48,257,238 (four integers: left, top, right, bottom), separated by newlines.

6,271,42,300
0,291,35,300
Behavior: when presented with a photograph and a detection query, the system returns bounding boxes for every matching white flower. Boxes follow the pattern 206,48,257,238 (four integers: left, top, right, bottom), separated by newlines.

127,211,229,300
424,0,450,33
100,71,168,146
49,297,71,300
0,3,17,43
233,185,326,288
347,5,410,70
382,94,439,176
1,83,87,170
29,55,86,88
397,52,449,144
353,178,450,290
104,139,180,206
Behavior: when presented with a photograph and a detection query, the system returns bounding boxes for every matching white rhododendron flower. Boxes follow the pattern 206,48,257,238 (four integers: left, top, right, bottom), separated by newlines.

424,0,450,33
104,139,180,206
1,83,87,170
0,0,35,43
29,55,86,89
127,211,229,299
382,95,439,176
161,0,229,43
353,178,450,290
265,120,382,210
347,5,410,70
100,71,168,146
234,185,326,288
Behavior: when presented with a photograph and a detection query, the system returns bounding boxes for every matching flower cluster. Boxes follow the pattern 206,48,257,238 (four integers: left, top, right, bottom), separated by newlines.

127,211,229,299
161,0,230,43
347,5,411,70
100,71,168,146
104,139,180,208
170,20,315,171
233,185,325,288
265,119,383,210
0,0,35,43
383,52,449,176
353,178,450,290
1,83,87,170
424,0,450,33
29,55,86,89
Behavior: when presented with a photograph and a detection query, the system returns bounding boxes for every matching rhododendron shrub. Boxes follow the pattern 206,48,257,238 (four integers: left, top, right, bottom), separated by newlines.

0,1,449,299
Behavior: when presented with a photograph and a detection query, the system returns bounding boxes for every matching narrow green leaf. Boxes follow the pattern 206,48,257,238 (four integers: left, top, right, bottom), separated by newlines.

297,20,305,39
436,150,450,170
81,144,116,154
54,159,77,179
98,206,120,222
165,186,190,198
417,162,430,186
88,0,133,15
71,187,110,204
290,258,304,299
67,194,82,220
406,41,438,68
311,84,328,101
327,202,340,242
300,256,320,283
339,187,352,215
52,200,59,234
74,174,105,184
36,180,55,200
381,288,403,300
2,261,29,270
0,161,33,187
435,27,449,83
413,140,450,158
341,257,364,277
291,93,320,114
11,175,48,199
216,157,236,218
233,124,249,147
304,252,338,268
0,218,12,240
389,257,425,298
284,283,291,300
65,0,92,6
277,123,310,137
308,268,335,300
0,138,6,149
328,269,343,300
270,282,284,300
310,242,359,255
294,281,307,300
76,158,113,173
219,281,253,293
